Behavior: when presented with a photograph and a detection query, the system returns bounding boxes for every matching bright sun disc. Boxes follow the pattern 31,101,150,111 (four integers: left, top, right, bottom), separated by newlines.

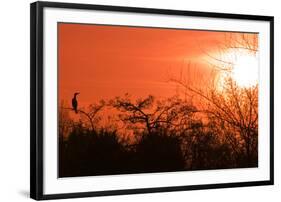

232,55,258,88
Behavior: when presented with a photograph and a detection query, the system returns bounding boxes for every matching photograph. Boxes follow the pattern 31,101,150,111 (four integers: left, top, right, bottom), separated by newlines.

58,23,259,177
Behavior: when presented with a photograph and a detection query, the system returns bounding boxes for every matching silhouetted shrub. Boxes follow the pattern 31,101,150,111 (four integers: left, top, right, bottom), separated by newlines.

59,127,187,177
132,132,185,173
59,127,130,177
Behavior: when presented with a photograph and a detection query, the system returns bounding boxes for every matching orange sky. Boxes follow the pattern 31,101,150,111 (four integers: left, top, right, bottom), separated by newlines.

58,23,255,108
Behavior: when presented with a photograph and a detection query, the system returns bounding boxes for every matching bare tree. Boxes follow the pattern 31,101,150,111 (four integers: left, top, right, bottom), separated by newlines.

223,33,258,53
59,100,75,139
78,100,106,131
168,32,259,166
60,100,106,132
109,94,198,136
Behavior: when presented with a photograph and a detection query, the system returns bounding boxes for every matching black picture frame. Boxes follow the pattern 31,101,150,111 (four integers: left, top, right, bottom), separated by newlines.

30,1,274,200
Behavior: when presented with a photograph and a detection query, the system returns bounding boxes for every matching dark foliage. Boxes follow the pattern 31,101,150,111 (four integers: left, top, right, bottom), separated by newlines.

60,127,128,177
59,92,258,177
133,132,185,173
59,125,257,177
59,127,186,177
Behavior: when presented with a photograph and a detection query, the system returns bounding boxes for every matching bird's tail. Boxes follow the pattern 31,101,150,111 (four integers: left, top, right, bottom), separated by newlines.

75,109,78,114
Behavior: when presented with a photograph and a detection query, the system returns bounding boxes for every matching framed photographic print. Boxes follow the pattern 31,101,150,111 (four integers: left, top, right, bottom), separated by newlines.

30,1,274,200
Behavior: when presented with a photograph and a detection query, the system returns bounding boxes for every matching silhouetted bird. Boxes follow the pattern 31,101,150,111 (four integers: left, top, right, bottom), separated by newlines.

72,92,80,113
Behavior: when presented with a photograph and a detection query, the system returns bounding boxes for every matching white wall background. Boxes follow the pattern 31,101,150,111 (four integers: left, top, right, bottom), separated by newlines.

0,0,279,201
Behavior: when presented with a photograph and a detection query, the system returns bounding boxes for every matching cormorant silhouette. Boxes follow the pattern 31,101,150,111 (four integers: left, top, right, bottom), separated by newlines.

72,92,79,113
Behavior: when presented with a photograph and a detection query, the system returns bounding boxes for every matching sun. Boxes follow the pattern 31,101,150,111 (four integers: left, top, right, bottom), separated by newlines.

232,54,258,88
216,52,258,90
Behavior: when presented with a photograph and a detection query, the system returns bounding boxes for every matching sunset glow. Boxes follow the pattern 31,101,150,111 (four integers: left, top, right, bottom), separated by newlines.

58,23,259,177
